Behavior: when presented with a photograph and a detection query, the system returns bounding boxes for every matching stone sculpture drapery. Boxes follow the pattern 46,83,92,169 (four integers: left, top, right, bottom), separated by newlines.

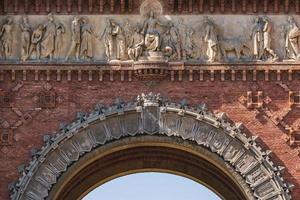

2,11,300,63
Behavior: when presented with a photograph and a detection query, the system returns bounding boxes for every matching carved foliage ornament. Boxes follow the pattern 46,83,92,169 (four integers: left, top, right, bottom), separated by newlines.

10,93,293,200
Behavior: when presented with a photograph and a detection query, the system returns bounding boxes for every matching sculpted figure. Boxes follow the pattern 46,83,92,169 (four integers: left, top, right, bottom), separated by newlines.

20,16,31,61
162,25,176,59
162,22,181,60
128,26,144,61
112,21,127,60
101,19,114,61
0,17,13,59
101,19,126,61
169,22,182,60
262,17,278,62
123,19,134,50
41,13,57,60
65,17,81,61
55,22,65,58
29,25,44,60
80,18,96,60
185,28,197,60
178,19,196,60
251,17,264,60
203,17,219,62
284,16,300,60
142,11,164,52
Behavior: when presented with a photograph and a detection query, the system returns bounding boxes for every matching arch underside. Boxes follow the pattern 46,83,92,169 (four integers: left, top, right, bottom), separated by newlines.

11,95,291,200
49,136,252,200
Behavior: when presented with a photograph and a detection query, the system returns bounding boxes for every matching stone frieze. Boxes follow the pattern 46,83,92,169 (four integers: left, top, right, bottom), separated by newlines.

2,7,300,64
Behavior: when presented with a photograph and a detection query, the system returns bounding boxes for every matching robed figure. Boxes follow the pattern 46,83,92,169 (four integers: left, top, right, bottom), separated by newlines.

80,18,96,60
142,11,164,52
41,14,57,60
251,17,264,60
20,16,31,61
204,17,219,62
284,17,300,60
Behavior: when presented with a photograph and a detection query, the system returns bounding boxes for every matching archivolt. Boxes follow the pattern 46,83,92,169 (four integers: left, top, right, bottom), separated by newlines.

10,94,292,200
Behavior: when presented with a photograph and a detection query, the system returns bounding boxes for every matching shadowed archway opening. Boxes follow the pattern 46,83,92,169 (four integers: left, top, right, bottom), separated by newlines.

48,136,252,200
82,172,221,200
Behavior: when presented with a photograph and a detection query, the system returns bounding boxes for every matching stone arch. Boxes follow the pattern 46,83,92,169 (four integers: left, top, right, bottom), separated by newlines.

10,93,292,200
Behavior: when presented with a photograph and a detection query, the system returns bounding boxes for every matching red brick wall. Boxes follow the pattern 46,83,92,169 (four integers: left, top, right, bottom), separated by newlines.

1,77,300,199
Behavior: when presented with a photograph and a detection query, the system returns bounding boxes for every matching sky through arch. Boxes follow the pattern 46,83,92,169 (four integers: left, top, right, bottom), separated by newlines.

83,172,221,200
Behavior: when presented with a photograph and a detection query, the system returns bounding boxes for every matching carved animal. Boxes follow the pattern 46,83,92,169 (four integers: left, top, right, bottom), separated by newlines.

219,36,251,60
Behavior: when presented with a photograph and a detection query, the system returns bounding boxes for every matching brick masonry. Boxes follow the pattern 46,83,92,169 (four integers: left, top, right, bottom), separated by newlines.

1,75,300,199
1,0,300,199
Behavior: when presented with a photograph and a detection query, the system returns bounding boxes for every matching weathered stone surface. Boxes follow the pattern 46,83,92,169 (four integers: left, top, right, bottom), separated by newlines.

1,1,300,200
8,94,292,200
1,13,300,62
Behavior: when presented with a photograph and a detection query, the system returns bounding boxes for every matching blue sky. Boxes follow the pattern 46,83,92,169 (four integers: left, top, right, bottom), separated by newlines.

83,172,221,200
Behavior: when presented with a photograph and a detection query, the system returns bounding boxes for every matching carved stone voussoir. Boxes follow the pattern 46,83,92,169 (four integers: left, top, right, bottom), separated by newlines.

10,93,292,200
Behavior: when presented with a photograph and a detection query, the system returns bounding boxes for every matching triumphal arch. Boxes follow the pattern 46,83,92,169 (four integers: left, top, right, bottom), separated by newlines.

1,0,300,199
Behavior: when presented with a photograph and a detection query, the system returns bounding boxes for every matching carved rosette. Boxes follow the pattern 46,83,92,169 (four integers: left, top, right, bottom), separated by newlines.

10,94,292,200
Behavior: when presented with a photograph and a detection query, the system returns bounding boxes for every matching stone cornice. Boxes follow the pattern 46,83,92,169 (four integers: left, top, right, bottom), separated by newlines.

2,0,300,15
1,62,300,82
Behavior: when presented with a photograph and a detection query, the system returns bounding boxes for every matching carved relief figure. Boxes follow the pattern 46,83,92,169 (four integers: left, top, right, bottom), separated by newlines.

65,17,81,61
219,36,251,61
80,18,96,60
142,11,164,52
184,28,197,60
20,16,31,61
178,19,196,60
101,19,126,61
203,17,220,62
169,22,182,60
123,19,134,50
41,13,57,60
0,17,13,59
55,22,65,58
112,21,127,60
128,26,144,61
162,24,177,60
29,25,44,60
283,16,300,60
7,14,300,63
251,17,264,60
161,22,181,60
101,19,115,61
262,17,278,62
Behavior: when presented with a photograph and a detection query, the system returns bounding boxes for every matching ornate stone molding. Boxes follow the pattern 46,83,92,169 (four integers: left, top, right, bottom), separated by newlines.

10,93,293,200
1,62,300,82
2,0,300,15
